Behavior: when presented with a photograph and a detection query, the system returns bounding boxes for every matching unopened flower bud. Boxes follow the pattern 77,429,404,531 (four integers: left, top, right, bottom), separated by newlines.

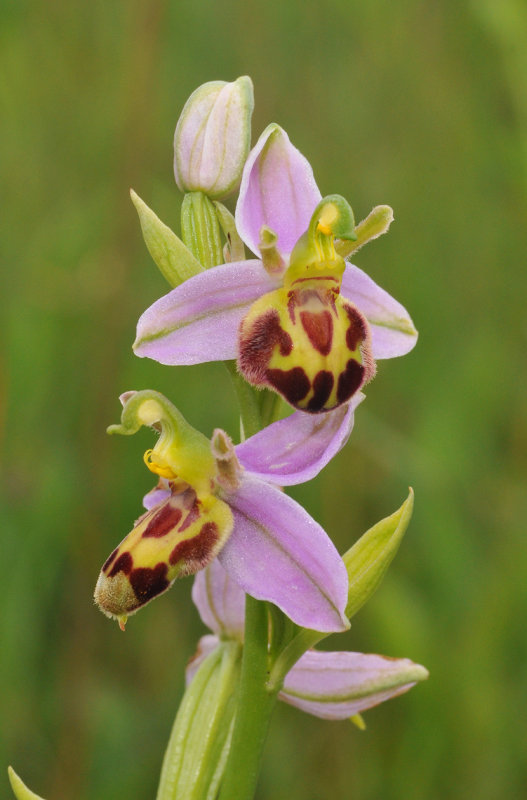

174,76,254,200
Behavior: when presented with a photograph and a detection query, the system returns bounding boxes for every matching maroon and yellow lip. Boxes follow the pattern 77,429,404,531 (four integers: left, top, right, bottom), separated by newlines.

94,486,233,628
238,283,375,413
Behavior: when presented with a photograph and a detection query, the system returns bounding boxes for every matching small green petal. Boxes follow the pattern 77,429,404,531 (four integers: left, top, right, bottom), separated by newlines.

350,713,367,730
8,767,46,800
213,201,246,262
335,205,394,259
343,489,414,619
130,189,203,287
258,226,285,276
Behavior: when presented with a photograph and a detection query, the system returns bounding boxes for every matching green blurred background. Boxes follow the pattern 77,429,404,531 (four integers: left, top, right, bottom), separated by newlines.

2,0,527,797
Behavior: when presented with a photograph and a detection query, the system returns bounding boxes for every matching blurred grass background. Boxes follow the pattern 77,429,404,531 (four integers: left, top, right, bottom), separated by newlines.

2,0,527,797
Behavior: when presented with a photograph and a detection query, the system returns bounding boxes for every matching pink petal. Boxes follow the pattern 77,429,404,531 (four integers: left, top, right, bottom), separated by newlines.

236,124,322,259
341,264,418,359
280,650,428,720
191,559,245,638
143,481,171,511
218,476,349,632
133,260,276,365
185,634,220,685
236,395,363,486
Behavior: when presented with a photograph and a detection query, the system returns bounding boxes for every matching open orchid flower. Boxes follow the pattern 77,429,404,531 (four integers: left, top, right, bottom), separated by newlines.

189,558,428,720
94,390,363,633
134,124,417,413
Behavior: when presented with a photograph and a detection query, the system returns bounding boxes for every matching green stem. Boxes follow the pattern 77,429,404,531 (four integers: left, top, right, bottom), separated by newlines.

218,595,280,800
176,192,286,800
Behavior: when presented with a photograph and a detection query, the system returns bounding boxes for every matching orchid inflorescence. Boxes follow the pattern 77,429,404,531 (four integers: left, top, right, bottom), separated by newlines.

9,76,427,800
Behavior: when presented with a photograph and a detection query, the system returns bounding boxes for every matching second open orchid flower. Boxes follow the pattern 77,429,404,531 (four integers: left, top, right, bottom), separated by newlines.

94,390,364,633
134,124,417,413
188,558,428,721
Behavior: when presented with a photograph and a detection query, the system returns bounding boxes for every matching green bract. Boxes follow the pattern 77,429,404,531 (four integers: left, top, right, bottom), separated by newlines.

130,190,203,287
335,204,394,259
156,642,242,800
343,489,414,619
8,767,46,800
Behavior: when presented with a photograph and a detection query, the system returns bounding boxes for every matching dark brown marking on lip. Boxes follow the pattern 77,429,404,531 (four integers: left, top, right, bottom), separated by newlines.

102,546,119,573
300,309,334,356
239,309,293,384
169,521,219,572
266,366,311,406
142,502,183,538
344,304,368,352
287,292,297,324
336,359,365,404
108,551,133,578
307,370,334,412
130,563,170,605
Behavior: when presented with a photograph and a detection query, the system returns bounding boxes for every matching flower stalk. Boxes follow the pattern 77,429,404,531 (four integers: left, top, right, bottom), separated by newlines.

218,596,280,800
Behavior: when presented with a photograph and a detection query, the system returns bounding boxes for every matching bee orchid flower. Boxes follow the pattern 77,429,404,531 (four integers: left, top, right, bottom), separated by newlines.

94,390,364,633
134,125,417,412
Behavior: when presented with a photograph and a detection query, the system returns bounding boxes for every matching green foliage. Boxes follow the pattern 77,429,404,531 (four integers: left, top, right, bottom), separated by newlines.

344,489,413,619
8,767,46,800
2,1,527,798
130,190,203,287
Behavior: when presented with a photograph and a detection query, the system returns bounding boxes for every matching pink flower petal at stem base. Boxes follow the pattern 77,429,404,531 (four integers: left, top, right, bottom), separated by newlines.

188,561,429,722
280,650,428,720
187,635,428,722
191,553,245,638
184,634,221,685
218,476,349,633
